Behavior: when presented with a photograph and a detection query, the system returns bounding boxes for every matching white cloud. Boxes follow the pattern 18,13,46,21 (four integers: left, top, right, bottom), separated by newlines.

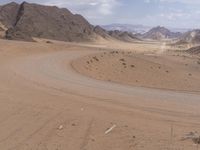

148,0,200,4
159,0,193,3
44,0,120,15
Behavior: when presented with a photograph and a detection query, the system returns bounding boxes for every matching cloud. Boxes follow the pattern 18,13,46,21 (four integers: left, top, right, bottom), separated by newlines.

44,0,120,15
146,0,200,4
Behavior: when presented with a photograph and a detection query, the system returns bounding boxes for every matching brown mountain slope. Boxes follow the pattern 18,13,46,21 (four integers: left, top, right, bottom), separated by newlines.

0,2,20,28
179,30,200,44
4,2,96,42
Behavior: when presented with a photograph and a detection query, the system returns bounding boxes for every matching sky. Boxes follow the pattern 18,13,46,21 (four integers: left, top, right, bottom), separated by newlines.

1,0,200,28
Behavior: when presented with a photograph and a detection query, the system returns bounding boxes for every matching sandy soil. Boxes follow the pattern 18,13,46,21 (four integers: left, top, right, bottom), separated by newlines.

73,49,200,92
0,39,200,150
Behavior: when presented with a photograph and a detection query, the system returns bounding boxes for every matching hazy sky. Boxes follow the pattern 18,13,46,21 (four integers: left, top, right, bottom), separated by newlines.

1,0,200,28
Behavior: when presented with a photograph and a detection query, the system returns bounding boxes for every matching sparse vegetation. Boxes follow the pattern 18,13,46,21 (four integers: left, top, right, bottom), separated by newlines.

182,132,200,145
120,58,125,62
46,40,53,44
131,65,135,68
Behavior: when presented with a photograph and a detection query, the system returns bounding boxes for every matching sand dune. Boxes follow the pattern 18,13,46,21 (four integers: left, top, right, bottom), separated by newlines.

0,39,200,150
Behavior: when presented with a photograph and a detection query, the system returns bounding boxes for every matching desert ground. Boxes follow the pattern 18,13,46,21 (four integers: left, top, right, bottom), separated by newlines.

0,38,200,150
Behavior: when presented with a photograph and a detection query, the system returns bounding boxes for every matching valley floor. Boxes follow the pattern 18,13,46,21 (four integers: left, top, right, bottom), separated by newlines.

0,39,200,150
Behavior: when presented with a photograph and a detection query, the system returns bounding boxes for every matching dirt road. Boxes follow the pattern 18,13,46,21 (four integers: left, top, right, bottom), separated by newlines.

0,40,200,149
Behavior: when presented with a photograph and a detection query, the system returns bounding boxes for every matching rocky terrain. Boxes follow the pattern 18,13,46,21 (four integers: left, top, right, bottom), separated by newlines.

2,2,97,41
186,46,200,55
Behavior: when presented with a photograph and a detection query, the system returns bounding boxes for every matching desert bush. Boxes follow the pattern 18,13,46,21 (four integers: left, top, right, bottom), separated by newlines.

120,58,125,62
131,65,135,68
46,41,53,44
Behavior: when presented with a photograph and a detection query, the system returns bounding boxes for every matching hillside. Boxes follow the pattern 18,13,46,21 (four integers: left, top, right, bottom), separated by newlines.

108,30,141,42
0,2,108,42
186,46,200,55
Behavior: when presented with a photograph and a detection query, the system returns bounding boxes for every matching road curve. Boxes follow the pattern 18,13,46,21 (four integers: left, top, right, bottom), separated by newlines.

0,48,200,150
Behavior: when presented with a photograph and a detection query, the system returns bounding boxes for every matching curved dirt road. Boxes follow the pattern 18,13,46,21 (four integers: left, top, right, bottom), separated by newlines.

0,43,200,150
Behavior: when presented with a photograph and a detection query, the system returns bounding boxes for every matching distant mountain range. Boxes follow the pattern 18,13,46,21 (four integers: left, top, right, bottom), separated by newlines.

101,24,190,34
102,24,151,34
142,26,182,40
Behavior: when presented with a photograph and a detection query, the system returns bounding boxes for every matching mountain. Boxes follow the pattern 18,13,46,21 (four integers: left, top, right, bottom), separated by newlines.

142,26,181,40
177,30,200,45
93,25,140,42
1,2,98,42
102,24,190,34
0,2,142,42
0,2,20,28
102,24,151,34
108,30,141,42
93,25,110,39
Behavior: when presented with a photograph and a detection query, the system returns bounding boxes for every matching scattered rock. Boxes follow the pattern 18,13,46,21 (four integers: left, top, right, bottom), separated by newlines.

58,125,64,130
93,56,99,61
182,132,200,144
104,124,117,135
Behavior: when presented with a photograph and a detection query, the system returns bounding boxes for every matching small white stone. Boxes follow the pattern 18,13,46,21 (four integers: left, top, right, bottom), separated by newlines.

58,125,63,130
